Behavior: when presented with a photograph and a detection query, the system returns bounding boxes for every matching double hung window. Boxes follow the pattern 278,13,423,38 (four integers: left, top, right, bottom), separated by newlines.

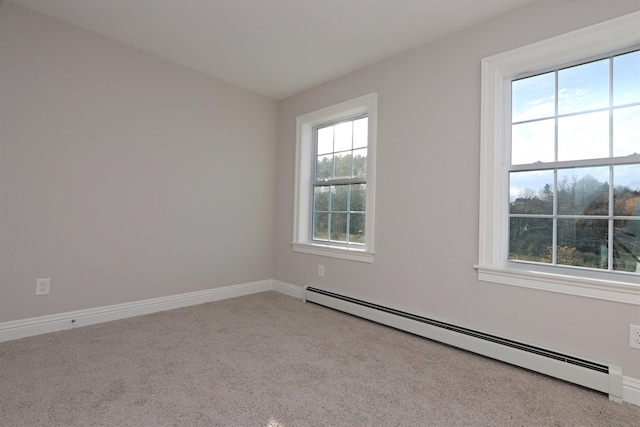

312,116,368,246
478,12,640,303
508,50,639,274
292,93,377,262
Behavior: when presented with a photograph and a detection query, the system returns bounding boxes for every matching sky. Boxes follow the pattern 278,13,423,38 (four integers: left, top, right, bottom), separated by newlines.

509,50,639,203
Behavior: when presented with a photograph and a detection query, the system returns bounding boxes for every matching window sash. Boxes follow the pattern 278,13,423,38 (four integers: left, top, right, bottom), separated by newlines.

311,115,368,246
504,49,639,275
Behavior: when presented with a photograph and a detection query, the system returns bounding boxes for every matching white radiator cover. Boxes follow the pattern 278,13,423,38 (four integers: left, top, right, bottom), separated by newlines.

304,286,623,403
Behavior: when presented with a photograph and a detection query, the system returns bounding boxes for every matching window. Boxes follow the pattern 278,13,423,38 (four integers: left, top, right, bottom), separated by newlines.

478,12,640,304
292,93,377,262
509,50,640,272
313,117,368,245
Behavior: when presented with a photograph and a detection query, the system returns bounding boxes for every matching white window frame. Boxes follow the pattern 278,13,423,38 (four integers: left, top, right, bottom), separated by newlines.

292,93,377,263
477,12,640,305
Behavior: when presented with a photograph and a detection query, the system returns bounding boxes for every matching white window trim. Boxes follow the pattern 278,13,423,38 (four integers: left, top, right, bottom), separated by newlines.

477,12,640,305
292,93,378,263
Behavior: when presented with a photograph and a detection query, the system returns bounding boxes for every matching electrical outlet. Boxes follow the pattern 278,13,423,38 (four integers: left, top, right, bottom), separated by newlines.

35,278,50,296
630,324,640,350
318,264,325,278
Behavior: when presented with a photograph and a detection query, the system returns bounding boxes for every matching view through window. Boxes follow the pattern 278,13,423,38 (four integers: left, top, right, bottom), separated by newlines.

508,50,640,274
312,116,368,246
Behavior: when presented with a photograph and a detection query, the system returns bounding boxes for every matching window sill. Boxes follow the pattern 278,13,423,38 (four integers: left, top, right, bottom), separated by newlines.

475,265,640,305
291,242,374,263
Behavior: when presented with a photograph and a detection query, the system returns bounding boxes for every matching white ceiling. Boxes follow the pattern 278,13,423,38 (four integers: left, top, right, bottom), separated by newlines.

13,0,533,100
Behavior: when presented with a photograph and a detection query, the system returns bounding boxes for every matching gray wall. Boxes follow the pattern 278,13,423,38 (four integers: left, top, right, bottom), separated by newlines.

0,1,278,321
273,0,640,378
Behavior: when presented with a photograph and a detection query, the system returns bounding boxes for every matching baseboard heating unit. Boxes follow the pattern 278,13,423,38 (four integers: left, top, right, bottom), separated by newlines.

303,286,623,403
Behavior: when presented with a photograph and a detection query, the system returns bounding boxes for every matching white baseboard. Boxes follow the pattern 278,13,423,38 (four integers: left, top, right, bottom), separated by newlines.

0,279,292,342
272,280,305,299
624,376,640,406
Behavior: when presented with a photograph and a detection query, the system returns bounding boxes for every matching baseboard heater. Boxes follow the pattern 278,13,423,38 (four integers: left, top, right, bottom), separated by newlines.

303,286,623,403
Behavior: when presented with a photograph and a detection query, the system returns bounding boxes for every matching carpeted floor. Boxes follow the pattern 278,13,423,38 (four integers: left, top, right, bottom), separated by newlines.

1,291,638,426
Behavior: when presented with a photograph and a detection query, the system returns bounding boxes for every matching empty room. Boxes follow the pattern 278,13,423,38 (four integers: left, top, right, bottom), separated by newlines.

1,0,639,425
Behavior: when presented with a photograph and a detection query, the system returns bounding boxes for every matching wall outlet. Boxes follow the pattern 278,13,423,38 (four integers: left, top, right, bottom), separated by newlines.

630,324,640,350
318,264,325,278
35,278,50,295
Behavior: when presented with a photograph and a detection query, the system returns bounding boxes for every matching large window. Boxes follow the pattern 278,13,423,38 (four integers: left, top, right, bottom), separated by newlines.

478,12,640,304
293,93,377,262
508,50,639,273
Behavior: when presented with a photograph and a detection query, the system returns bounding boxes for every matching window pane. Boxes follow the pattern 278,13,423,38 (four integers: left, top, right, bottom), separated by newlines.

330,213,347,242
334,152,353,179
558,218,608,269
509,170,554,214
558,59,609,114
334,122,352,152
613,50,640,106
353,117,368,149
316,154,333,180
353,148,367,178
331,185,348,211
509,218,552,263
350,184,366,212
317,127,333,155
614,219,640,272
313,213,328,240
614,164,640,217
511,119,555,165
558,111,609,161
613,105,640,157
512,72,555,122
349,213,366,244
557,166,609,215
314,185,329,211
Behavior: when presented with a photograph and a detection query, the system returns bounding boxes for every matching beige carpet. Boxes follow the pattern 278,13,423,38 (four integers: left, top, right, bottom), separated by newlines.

1,291,638,426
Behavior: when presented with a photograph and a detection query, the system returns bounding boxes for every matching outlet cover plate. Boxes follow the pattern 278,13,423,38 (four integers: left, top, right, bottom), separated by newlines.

35,278,50,295
630,324,640,350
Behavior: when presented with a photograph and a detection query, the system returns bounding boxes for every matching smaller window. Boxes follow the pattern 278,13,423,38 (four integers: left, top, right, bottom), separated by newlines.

312,116,368,245
292,93,377,262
